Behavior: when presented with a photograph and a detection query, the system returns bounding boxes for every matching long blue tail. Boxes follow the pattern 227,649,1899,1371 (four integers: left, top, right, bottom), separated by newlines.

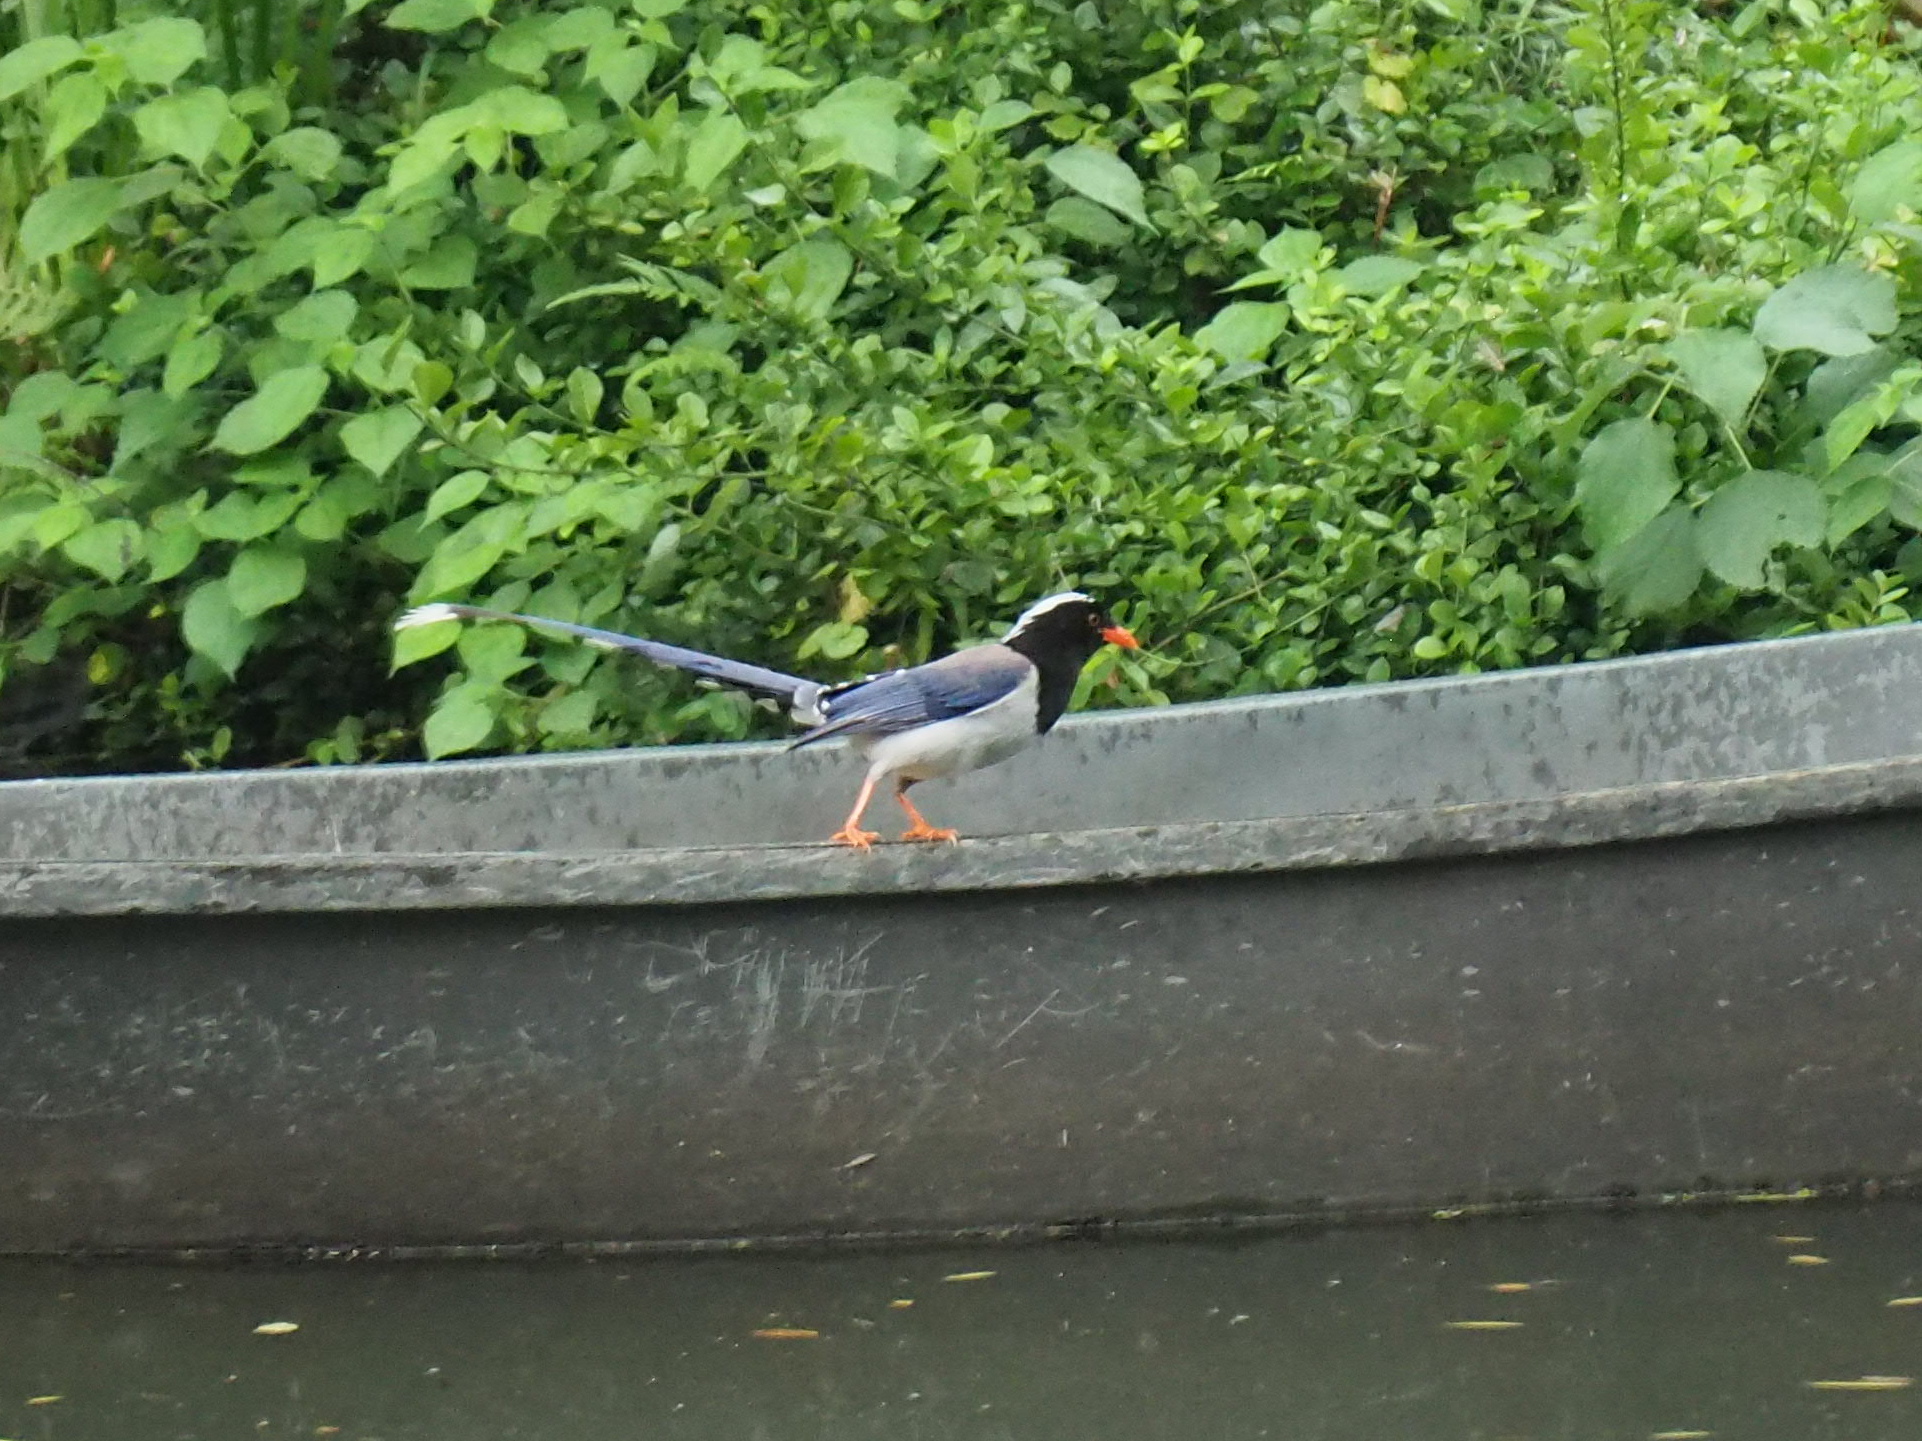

394,604,817,706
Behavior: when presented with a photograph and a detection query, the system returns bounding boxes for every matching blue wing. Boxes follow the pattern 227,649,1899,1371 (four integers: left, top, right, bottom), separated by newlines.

787,645,1033,750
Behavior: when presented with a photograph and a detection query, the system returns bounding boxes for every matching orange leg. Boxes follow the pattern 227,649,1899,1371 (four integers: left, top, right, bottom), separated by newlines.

896,783,960,844
829,775,881,848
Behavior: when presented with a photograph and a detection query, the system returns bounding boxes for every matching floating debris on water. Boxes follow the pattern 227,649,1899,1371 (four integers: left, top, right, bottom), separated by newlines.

1488,1282,1533,1293
888,1299,914,1309
839,1153,876,1170
1888,1296,1922,1307
750,1328,820,1340
1443,1320,1524,1331
1807,1376,1913,1392
1771,1235,1817,1244
253,1321,301,1335
1785,1255,1829,1266
26,1394,63,1405
1649,1430,1713,1439
943,1271,997,1283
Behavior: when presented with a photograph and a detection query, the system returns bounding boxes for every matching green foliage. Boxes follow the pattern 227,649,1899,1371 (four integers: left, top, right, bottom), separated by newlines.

1,0,1922,774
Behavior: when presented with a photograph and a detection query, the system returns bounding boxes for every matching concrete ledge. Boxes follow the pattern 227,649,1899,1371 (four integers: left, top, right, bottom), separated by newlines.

7,753,1922,916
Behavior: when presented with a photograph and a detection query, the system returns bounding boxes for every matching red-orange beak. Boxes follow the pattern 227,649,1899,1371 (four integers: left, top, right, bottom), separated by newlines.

1101,624,1140,650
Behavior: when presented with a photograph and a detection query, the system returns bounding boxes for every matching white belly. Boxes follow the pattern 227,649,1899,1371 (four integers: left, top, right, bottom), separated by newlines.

854,669,1040,783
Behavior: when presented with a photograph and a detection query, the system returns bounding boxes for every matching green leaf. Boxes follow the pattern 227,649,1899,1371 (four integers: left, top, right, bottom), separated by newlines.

763,236,853,321
147,519,201,581
1851,140,1922,226
457,623,526,681
314,227,377,288
685,109,748,190
980,99,1034,132
1194,302,1289,362
98,17,206,86
163,328,223,398
1044,197,1130,247
1335,255,1422,296
473,84,569,134
1257,228,1323,275
386,0,492,32
62,518,144,583
1827,470,1892,546
227,545,308,616
422,686,496,757
1044,145,1150,228
212,365,328,455
589,39,654,106
400,236,477,290
1696,470,1826,589
1667,329,1767,431
340,405,424,477
796,77,907,177
1753,265,1898,357
132,87,231,169
392,615,460,668
1824,366,1921,474
43,72,107,163
799,620,868,660
539,688,598,736
415,505,523,597
18,177,125,264
425,470,489,523
1597,505,1702,616
181,579,259,679
274,289,359,343
1576,417,1678,552
0,35,82,102
1885,445,1922,529
263,127,342,181
1473,153,1554,195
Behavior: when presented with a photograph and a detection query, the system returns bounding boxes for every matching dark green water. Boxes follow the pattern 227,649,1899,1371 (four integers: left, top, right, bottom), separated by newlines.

5,1203,1922,1440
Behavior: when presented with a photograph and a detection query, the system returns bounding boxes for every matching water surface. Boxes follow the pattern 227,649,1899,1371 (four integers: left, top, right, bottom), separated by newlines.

5,1203,1922,1439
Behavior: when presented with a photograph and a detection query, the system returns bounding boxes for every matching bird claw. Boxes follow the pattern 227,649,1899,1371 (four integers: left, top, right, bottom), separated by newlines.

829,826,881,849
900,823,960,845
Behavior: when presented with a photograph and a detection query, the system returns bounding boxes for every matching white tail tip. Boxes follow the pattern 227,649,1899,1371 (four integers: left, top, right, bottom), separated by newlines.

394,603,464,631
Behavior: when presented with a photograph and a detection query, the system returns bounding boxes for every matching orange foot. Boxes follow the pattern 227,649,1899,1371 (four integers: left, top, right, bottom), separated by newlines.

900,822,961,844
829,825,881,849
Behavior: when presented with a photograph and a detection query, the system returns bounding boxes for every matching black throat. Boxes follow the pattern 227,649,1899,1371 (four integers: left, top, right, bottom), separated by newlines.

1002,630,1102,735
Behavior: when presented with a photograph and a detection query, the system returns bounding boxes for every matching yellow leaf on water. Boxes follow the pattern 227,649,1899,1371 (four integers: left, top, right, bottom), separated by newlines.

1888,1296,1922,1307
1808,1376,1913,1391
1786,1254,1829,1266
253,1321,301,1335
26,1395,63,1405
1444,1320,1524,1331
888,1299,914,1309
1488,1282,1533,1293
943,1271,996,1283
751,1328,819,1340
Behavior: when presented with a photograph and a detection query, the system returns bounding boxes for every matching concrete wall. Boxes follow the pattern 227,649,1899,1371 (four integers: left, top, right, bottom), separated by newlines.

3,629,1922,1252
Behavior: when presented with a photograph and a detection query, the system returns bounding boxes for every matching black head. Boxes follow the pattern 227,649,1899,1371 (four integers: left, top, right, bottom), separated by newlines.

999,592,1139,732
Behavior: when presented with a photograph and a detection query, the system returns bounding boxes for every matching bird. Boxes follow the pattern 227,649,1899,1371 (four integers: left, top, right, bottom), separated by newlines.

393,592,1140,848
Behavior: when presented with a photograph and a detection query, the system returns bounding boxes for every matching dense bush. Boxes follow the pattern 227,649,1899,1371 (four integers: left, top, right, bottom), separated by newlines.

1,0,1920,773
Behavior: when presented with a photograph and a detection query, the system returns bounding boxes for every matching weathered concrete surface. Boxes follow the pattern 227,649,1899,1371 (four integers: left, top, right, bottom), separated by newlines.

5,813,1922,1254
3,625,1922,914
4,628,1922,1253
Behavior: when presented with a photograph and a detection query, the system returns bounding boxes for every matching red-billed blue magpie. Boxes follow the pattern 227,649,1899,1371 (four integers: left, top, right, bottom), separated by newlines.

394,593,1139,847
